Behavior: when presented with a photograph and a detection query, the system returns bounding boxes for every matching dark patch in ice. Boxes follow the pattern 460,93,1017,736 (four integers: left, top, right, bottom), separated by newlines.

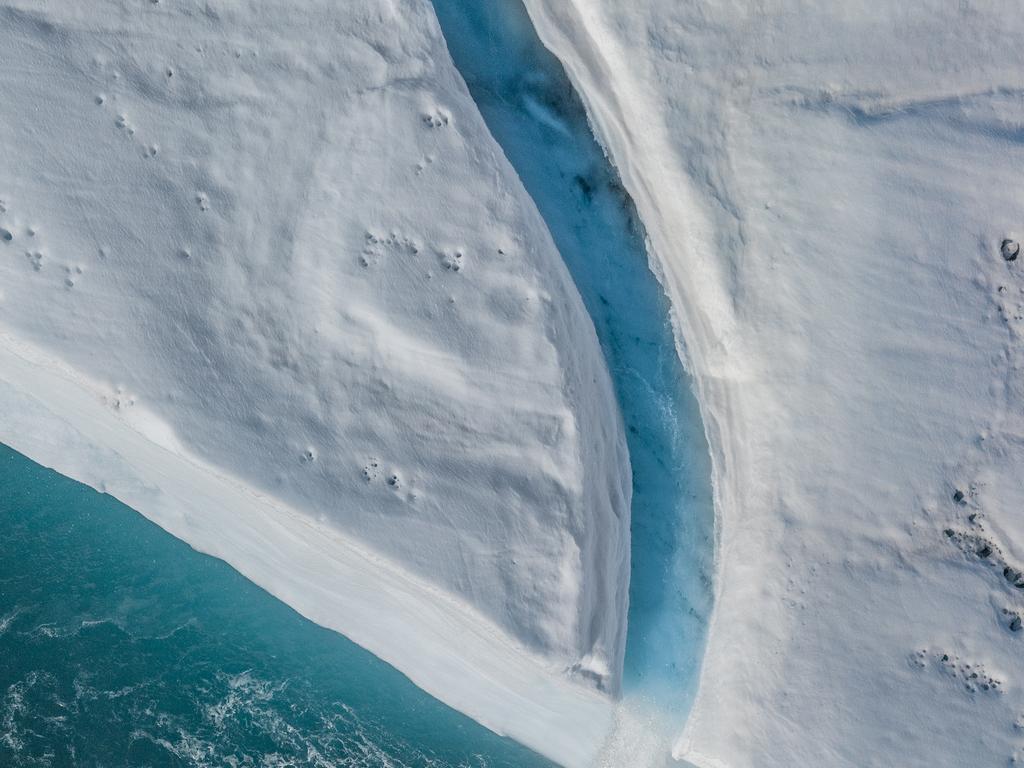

422,110,450,128
573,174,593,204
440,250,464,272
911,648,1004,693
1002,238,1019,262
430,0,717,715
361,459,380,482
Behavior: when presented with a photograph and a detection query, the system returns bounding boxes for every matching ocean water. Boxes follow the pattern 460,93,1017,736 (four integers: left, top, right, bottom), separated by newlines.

430,0,716,716
0,444,552,768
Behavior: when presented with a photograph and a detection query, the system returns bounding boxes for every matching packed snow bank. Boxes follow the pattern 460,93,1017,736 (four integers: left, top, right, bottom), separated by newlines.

523,1,1024,765
0,1,631,763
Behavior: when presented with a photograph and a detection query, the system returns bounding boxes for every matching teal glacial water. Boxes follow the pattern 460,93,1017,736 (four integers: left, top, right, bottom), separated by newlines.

0,444,552,768
430,0,716,715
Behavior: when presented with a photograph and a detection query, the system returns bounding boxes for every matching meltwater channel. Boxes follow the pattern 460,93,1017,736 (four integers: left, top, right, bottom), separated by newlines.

430,0,715,732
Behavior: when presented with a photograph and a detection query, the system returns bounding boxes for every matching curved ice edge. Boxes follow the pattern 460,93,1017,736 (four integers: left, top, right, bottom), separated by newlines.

517,0,725,757
0,332,613,768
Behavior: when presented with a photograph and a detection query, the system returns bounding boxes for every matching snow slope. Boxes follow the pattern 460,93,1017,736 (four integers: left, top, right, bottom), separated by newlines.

0,2,632,764
523,1,1024,765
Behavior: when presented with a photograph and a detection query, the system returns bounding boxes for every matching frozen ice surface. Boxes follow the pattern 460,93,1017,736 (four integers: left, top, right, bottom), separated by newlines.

523,0,1024,765
6,0,1016,764
0,2,632,765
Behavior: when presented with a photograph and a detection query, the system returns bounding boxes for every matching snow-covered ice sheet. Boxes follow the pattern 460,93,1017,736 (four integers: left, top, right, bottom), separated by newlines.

522,0,1024,765
0,2,632,764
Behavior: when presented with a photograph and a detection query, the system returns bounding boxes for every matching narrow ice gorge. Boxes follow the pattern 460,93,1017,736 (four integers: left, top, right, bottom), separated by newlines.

522,0,1024,765
0,2,633,764
428,3,716,762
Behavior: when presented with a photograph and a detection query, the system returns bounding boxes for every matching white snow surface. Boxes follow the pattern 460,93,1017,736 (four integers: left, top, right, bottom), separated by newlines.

0,2,632,764
523,0,1024,766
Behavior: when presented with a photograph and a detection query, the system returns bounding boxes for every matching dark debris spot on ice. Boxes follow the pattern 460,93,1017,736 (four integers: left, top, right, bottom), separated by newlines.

919,649,1005,694
1002,238,1020,262
361,459,380,482
441,250,464,272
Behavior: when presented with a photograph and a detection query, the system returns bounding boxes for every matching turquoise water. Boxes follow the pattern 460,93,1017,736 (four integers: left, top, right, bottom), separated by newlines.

0,444,553,768
430,1,715,713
